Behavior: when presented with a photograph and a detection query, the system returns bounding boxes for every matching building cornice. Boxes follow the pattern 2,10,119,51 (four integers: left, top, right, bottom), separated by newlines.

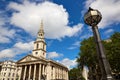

32,48,46,52
34,40,46,45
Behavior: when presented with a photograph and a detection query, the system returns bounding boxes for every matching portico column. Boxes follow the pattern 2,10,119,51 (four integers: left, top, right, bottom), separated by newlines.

46,63,51,80
62,69,63,79
63,70,65,79
42,64,44,75
66,71,69,80
23,65,27,80
45,65,47,75
33,64,36,80
65,70,67,80
38,64,41,80
56,67,58,79
60,69,61,79
28,65,31,80
18,67,22,80
14,67,17,80
53,67,55,79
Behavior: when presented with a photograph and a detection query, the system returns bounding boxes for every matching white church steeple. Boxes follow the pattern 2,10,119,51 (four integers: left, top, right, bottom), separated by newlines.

32,21,46,58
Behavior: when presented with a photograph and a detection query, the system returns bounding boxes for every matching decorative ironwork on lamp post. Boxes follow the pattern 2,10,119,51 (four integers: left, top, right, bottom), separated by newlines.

84,7,114,80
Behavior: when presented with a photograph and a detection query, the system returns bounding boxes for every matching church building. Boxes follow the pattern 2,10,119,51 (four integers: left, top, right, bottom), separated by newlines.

17,21,69,80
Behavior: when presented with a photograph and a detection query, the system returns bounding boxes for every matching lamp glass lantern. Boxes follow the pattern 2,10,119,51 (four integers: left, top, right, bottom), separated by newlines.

84,9,102,27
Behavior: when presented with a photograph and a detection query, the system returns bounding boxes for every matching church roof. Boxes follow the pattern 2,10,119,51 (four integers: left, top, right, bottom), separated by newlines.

48,59,68,70
17,54,68,70
17,54,47,63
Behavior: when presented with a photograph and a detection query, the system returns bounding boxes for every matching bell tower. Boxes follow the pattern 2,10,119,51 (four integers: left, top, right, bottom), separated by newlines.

32,21,46,58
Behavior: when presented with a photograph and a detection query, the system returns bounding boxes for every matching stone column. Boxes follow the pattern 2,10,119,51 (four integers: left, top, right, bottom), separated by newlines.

46,63,51,80
28,65,31,80
55,67,57,79
14,67,17,80
65,70,67,80
33,64,36,80
63,69,65,79
23,65,27,80
42,64,44,75
53,67,55,79
45,65,47,75
62,69,63,79
57,68,59,79
60,68,61,79
58,67,59,79
66,70,69,80
58,68,60,79
38,64,41,80
56,67,58,79
18,67,22,80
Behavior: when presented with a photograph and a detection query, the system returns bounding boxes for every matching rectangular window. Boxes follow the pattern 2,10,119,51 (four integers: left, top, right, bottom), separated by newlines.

37,44,39,49
4,73,6,76
43,44,45,50
8,73,10,77
12,73,14,77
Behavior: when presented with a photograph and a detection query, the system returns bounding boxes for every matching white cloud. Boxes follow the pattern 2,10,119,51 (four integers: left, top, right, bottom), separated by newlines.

68,41,80,50
47,52,63,59
105,29,114,34
72,41,80,46
80,33,92,40
0,41,34,59
14,41,33,51
47,40,53,47
68,47,76,50
0,10,17,43
8,1,83,40
104,29,114,38
59,58,77,69
84,0,120,28
0,15,16,43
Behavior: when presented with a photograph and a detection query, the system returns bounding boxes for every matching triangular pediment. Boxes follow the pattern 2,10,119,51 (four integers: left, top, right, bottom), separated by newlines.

17,55,41,63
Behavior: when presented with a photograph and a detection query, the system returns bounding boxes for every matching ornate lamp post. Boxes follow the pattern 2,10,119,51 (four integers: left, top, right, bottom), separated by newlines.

84,7,113,80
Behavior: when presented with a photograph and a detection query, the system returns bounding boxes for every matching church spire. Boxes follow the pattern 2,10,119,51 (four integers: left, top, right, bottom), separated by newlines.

36,20,45,42
32,20,46,58
38,20,44,33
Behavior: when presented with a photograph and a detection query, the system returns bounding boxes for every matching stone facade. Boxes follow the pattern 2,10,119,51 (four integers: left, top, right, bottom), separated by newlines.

0,61,17,80
17,55,68,80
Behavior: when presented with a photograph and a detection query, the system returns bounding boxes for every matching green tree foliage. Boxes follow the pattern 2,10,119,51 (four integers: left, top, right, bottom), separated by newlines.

77,37,100,80
104,32,120,73
69,67,85,80
77,32,120,79
77,37,97,67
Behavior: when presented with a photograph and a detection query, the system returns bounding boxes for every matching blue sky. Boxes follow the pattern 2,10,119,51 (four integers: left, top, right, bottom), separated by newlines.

0,0,120,69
